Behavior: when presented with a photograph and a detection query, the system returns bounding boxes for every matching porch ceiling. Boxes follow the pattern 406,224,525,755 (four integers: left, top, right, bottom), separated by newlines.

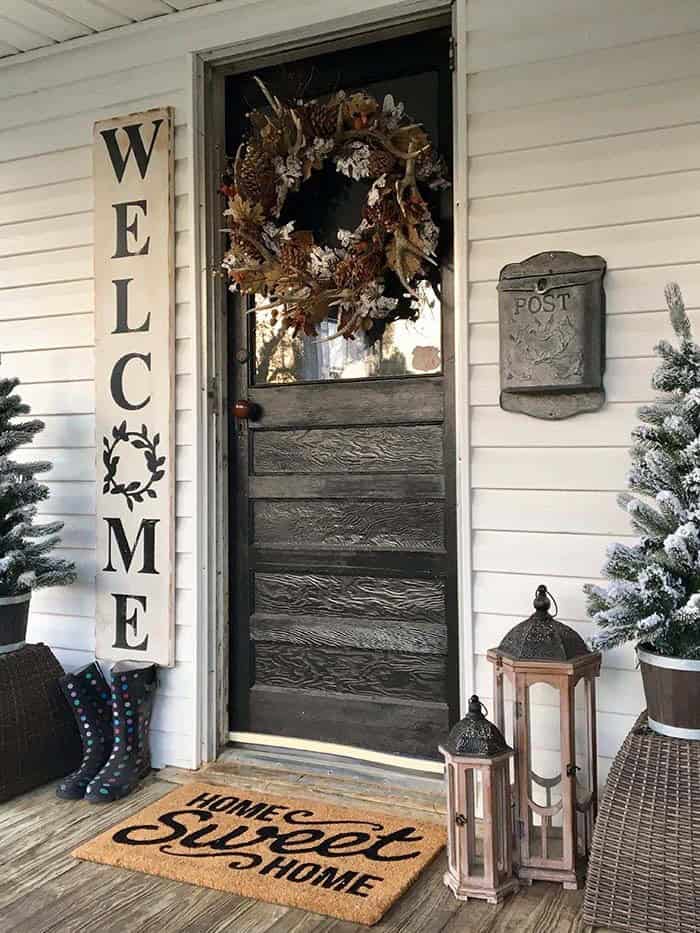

0,0,222,59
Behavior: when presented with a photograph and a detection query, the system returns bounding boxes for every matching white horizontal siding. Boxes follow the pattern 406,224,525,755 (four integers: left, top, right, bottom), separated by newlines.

1,52,196,770
6,0,700,780
465,0,700,68
465,13,700,780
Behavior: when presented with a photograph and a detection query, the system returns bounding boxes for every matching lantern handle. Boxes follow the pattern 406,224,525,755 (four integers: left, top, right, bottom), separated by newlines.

468,694,489,719
535,584,559,618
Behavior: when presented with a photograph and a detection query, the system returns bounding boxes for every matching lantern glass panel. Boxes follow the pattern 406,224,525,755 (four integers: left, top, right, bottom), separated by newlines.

464,767,485,878
497,674,517,785
574,678,592,802
574,677,595,858
495,766,511,875
527,682,563,861
447,761,457,868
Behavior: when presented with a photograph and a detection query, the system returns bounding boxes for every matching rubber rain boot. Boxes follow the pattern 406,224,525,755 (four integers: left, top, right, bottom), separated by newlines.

85,661,157,804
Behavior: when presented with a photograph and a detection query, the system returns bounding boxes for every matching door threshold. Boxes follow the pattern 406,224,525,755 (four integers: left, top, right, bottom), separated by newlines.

160,741,446,823
228,731,444,778
225,734,444,801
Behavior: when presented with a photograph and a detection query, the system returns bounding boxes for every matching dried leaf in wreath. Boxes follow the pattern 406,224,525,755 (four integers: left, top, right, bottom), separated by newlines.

307,294,332,324
344,92,379,128
263,262,283,290
229,195,265,227
231,269,267,293
386,234,422,282
248,111,269,131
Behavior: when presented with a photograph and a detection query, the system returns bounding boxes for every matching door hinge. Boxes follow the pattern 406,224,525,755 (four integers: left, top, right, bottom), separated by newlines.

515,700,524,720
449,35,456,72
207,377,220,415
249,640,256,688
517,819,525,839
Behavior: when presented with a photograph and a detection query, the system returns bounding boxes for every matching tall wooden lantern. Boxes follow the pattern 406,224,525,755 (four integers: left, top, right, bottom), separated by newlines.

439,695,519,904
487,585,601,890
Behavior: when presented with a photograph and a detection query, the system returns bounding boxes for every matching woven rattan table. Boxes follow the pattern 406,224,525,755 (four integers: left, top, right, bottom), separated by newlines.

583,713,700,933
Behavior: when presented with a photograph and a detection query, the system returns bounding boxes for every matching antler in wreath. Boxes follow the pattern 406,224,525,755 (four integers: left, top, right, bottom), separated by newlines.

341,127,431,161
391,228,437,301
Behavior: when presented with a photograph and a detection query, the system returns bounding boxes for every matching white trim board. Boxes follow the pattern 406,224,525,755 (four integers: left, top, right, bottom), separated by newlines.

192,1,470,770
0,0,444,81
452,0,473,715
229,733,445,775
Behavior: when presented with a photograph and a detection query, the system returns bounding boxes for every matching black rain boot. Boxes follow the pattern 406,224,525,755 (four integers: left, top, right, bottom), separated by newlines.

85,661,157,803
56,662,112,800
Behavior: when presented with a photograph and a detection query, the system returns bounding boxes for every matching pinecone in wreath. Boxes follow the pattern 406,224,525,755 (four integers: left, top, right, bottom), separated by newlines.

231,231,266,264
363,194,401,231
415,145,434,176
366,146,397,178
279,232,313,274
238,144,276,208
334,245,382,289
303,101,339,140
261,122,284,152
415,145,447,182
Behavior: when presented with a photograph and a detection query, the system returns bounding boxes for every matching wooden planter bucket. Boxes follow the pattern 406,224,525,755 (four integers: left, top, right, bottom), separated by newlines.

638,647,700,739
0,592,31,655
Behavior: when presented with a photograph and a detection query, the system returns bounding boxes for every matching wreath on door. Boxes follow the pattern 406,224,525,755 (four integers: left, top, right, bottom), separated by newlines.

220,78,449,340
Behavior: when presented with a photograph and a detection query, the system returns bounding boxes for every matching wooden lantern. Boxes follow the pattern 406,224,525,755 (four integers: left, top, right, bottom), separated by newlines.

439,695,519,904
487,585,601,890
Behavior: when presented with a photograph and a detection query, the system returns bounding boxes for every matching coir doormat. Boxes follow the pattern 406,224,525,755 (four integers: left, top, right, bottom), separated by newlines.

72,782,445,926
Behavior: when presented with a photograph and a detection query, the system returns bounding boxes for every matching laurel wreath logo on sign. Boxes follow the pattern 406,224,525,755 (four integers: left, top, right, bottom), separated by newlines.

102,422,166,512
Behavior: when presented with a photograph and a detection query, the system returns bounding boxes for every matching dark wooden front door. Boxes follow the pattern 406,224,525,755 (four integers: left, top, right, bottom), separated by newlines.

227,27,457,761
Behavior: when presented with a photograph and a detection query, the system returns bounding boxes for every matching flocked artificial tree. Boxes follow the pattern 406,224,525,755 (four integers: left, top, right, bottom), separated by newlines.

586,283,700,659
0,374,76,597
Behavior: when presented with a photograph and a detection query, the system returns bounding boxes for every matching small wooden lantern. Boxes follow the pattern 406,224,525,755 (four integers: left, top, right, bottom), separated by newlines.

439,695,519,904
488,585,601,890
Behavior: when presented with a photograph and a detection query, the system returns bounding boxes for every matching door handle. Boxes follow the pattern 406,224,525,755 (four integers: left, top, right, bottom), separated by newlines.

232,400,260,421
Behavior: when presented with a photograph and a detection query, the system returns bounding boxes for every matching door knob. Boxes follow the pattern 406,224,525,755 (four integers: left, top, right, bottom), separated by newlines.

232,399,259,421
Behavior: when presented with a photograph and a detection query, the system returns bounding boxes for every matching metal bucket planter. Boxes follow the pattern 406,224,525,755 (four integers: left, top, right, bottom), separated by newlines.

0,592,31,655
638,646,700,739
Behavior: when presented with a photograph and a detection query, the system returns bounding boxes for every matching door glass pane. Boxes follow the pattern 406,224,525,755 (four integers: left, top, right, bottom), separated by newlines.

248,68,444,386
253,283,441,384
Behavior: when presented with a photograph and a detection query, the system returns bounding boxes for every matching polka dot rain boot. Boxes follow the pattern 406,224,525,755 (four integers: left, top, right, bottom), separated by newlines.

85,661,157,804
56,662,113,800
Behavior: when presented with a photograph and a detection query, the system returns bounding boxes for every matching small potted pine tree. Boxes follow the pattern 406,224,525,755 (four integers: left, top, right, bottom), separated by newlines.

586,283,700,739
0,374,76,653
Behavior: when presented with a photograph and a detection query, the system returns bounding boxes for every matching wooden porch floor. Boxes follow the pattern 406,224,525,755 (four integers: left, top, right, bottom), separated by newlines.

0,773,613,933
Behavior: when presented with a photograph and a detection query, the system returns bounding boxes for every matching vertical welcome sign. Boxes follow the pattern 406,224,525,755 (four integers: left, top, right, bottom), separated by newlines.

94,108,175,667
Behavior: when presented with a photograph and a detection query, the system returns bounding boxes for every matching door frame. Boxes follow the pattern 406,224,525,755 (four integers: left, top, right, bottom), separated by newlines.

191,0,472,770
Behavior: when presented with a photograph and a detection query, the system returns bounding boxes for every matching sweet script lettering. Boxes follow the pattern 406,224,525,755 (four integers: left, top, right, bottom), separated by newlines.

110,791,427,897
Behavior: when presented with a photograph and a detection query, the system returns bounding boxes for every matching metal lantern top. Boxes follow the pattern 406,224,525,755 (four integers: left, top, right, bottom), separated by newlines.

441,695,512,758
496,585,591,662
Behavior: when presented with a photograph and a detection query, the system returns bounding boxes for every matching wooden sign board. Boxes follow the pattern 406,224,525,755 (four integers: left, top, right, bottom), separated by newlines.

93,108,175,667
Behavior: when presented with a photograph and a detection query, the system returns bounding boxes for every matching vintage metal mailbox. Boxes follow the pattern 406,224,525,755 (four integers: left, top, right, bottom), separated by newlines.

497,251,606,419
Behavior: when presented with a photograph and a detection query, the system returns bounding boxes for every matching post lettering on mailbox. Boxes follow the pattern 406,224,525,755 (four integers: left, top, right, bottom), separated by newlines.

94,108,175,667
